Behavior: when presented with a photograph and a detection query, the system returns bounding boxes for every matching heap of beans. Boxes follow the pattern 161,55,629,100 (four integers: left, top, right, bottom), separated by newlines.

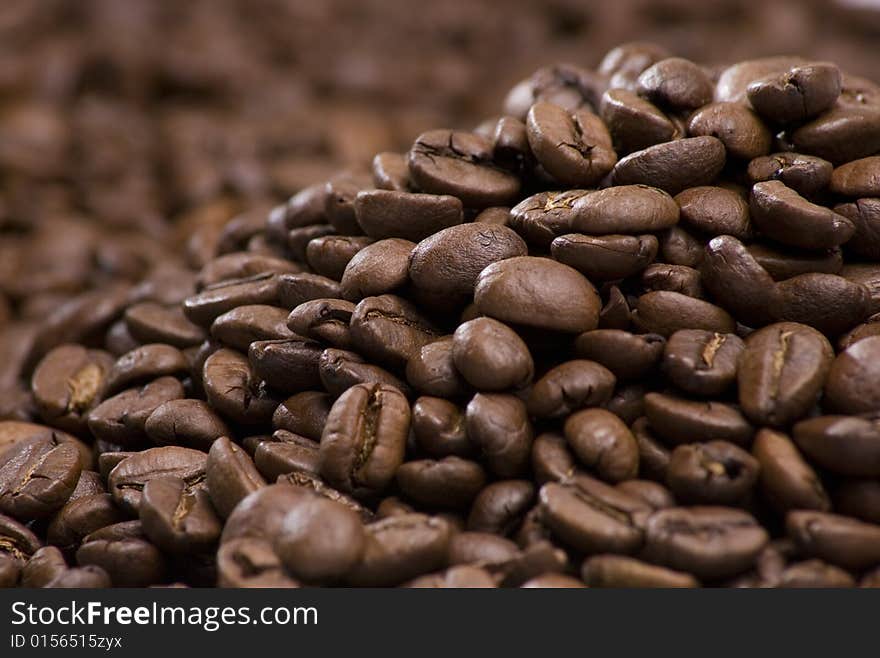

4,43,880,588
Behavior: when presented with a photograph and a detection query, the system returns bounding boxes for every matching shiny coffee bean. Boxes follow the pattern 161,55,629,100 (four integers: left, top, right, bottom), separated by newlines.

662,330,743,396
405,337,469,398
354,190,462,241
108,446,207,515
644,392,754,446
465,393,533,478
340,239,414,302
527,360,615,419
574,330,664,381
452,318,533,391
139,476,221,554
753,428,830,513
666,440,759,504
611,136,726,195
564,409,639,483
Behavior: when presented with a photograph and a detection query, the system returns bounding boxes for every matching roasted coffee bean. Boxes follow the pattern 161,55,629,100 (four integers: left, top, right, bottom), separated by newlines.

747,243,842,281
599,42,671,90
408,565,497,588
407,130,520,207
346,513,452,586
753,428,829,513
600,89,678,155
825,335,880,413
509,190,580,247
287,299,354,349
474,207,511,226
248,338,324,395
779,559,855,588
527,360,615,419
202,348,278,424
102,344,189,395
608,386,649,427
644,393,754,446
196,254,301,290
254,431,321,480
747,152,833,197
465,393,533,478
210,304,295,351
660,225,705,268
643,506,767,580
318,348,410,397
287,225,336,264
350,295,440,370
831,156,880,198
108,446,207,515
406,337,469,398
701,235,776,327
835,199,880,261
747,62,841,123
305,235,373,281
611,136,726,195
205,437,265,519
538,475,650,554
637,57,713,111
144,399,230,450
397,457,486,508
372,152,410,192
750,181,854,250
616,480,675,510
139,476,221,554
354,190,462,241
666,440,759,504
448,531,519,566
688,103,772,161
583,554,699,588
526,102,616,187
274,495,365,584
76,534,166,588
324,172,371,235
551,233,657,281
675,186,752,240
182,273,281,328
770,273,871,336
504,62,605,119
31,345,113,433
45,565,112,588
574,330,664,381
217,537,299,588
452,318,533,391
340,239,413,302
125,302,206,348
794,414,880,477
792,104,880,166
834,480,880,524
737,322,833,427
46,493,122,553
787,510,880,571
633,291,735,337
715,56,807,103
839,313,880,350
492,116,532,173
532,433,577,484
21,546,67,588
320,383,409,498
277,273,342,309
0,513,41,568
662,330,743,396
408,223,527,307
272,391,331,441
411,397,472,458
564,408,639,482
475,257,601,334
842,263,880,315
467,480,534,536
220,484,308,544
598,286,632,330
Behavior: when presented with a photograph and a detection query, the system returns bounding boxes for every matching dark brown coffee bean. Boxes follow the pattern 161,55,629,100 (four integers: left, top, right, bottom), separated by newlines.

564,408,639,483
286,225,336,264
76,536,165,587
144,399,230,450
750,180,854,250
276,471,373,523
408,565,498,588
527,360,615,419
103,344,189,395
277,272,342,309
21,546,67,588
644,392,754,446
474,207,511,226
659,226,705,268
354,190,462,241
834,480,880,524
835,199,880,261
794,414,880,477
255,431,321,480
217,537,299,588
633,291,735,337
839,313,880,350
748,61,841,121
320,383,409,499
792,104,880,166
397,457,486,508
666,440,758,505
583,554,699,588
643,264,707,299
272,391,330,441
538,475,650,554
324,172,371,235
747,243,842,281
467,480,534,536
220,484,308,544
210,304,295,352
406,337,469,398
350,295,440,370
46,491,122,553
600,89,678,156
747,152,833,197
346,513,452,586
408,223,527,307
306,235,373,281
274,495,365,584
448,531,518,566
505,62,606,118
411,397,472,458
637,57,713,110
475,257,601,334
611,136,726,195
205,437,265,519
248,338,324,395
196,253,301,290
31,345,113,434
340,239,414,302
466,393,533,478
663,330,744,397
598,285,632,330
643,506,767,580
787,510,880,571
574,330,664,381
139,476,220,554
202,348,278,424
318,348,410,397
675,186,752,240
599,42,671,89
577,186,680,235
526,102,616,187
372,152,410,192
287,299,355,349
88,377,184,447
737,322,833,427
183,273,281,328
509,190,581,247
108,446,207,515
752,429,828,515
492,116,532,173
551,233,657,281
701,235,775,327
632,418,671,481
715,56,806,103
616,480,675,510
452,318,532,391
125,302,206,349
770,273,871,336
688,102,772,161
831,156,880,199
825,335,880,413
532,433,577,484
407,129,520,207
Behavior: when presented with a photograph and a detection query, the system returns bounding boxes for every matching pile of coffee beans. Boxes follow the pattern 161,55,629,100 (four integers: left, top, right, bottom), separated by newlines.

4,42,880,588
